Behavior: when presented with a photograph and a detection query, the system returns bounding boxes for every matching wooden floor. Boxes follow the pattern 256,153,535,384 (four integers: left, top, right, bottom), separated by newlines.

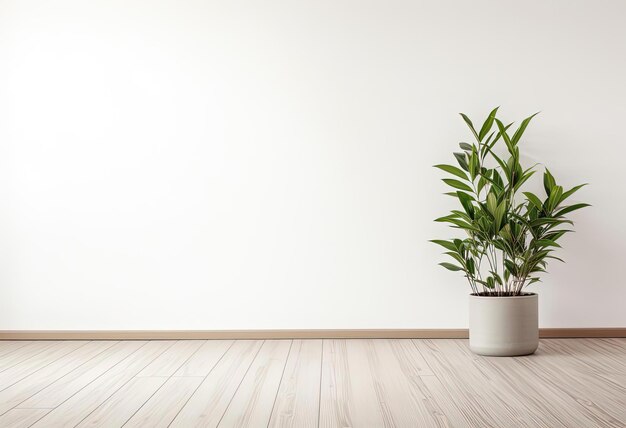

0,339,624,427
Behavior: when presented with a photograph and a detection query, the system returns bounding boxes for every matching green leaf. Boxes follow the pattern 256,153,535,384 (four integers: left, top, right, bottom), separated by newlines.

439,262,464,271
460,113,479,141
511,112,539,145
543,168,556,196
487,276,495,288
482,122,513,158
482,131,495,149
560,183,588,204
530,217,573,228
457,191,475,218
453,239,463,250
434,164,468,180
478,107,499,141
477,175,488,195
459,142,473,151
495,118,514,153
489,271,503,285
445,251,466,265
504,259,518,275
554,203,590,217
523,192,543,211
486,192,497,215
547,185,563,212
454,152,469,171
535,239,561,248
466,258,475,275
468,150,478,180
429,240,457,251
494,200,507,232
442,179,473,192
513,169,536,192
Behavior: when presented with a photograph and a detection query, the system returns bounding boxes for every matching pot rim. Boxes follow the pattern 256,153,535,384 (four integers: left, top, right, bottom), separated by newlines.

469,292,537,298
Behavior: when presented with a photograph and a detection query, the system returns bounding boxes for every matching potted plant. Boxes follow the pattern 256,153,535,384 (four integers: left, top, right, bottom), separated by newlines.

432,108,589,356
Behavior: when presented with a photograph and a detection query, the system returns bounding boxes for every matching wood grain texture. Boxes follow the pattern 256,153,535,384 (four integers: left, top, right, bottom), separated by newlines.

0,338,622,427
414,339,548,427
124,376,203,428
268,339,322,428
76,376,167,427
507,341,626,425
137,340,204,377
0,341,59,372
319,339,388,427
173,340,233,377
169,340,263,428
30,341,174,427
0,341,32,359
19,341,146,409
218,340,292,427
0,409,50,428
453,339,623,427
0,341,115,415
0,341,88,390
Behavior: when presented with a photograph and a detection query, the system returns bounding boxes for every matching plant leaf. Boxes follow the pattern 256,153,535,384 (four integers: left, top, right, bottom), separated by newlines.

457,191,475,218
495,118,514,153
511,112,539,145
560,183,588,204
442,179,473,192
543,168,556,196
454,152,469,171
434,164,468,180
460,113,479,141
439,262,464,271
554,203,591,217
478,107,499,141
430,239,457,251
523,192,543,211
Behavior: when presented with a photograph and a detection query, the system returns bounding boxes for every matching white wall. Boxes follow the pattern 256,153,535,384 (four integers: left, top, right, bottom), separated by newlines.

1,0,624,330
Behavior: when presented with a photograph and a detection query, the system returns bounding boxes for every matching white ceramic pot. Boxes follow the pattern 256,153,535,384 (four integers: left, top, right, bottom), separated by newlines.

469,293,538,356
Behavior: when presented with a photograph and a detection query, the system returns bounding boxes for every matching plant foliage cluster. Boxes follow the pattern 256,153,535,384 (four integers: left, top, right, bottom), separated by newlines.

432,108,589,296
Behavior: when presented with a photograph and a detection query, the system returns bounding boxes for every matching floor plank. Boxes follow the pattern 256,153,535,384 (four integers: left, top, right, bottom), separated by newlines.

76,377,166,427
218,340,292,427
0,342,33,359
509,341,626,425
0,342,59,373
30,341,175,427
372,339,451,427
0,341,88,390
0,338,621,427
174,340,234,377
319,339,388,427
0,341,116,415
20,341,146,409
543,339,626,374
419,374,470,428
170,340,263,428
455,340,611,427
268,339,322,428
137,340,204,377
0,408,50,428
413,339,538,427
124,376,203,428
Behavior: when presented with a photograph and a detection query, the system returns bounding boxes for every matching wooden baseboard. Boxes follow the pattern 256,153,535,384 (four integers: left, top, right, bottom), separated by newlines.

0,328,624,340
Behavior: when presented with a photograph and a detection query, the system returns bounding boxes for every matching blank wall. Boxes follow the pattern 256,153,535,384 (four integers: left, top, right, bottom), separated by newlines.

1,0,624,329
